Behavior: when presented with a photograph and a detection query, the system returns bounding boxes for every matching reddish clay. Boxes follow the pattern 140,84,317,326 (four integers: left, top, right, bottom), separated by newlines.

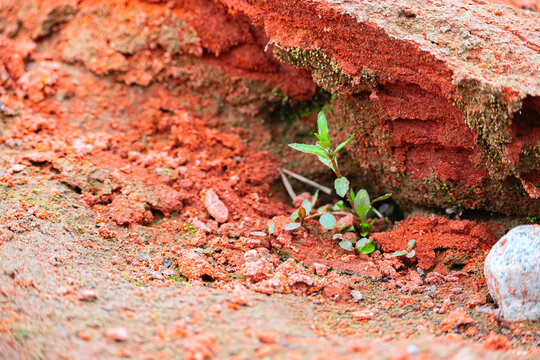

440,308,474,333
371,216,496,270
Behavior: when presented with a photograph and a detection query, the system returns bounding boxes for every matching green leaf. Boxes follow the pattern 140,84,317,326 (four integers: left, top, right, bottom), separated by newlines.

283,222,301,231
319,213,337,230
356,238,375,254
392,250,408,257
356,241,375,254
356,237,370,248
407,239,416,251
311,190,319,211
354,189,371,220
350,188,356,202
406,250,416,258
317,111,331,147
268,224,275,235
318,156,334,171
332,233,343,240
288,143,327,157
334,177,349,197
371,193,392,205
331,200,346,211
335,135,354,153
339,240,354,251
301,199,313,215
290,209,299,221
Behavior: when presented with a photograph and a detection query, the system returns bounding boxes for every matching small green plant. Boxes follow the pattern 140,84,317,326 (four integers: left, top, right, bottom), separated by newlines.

391,239,416,259
287,111,391,254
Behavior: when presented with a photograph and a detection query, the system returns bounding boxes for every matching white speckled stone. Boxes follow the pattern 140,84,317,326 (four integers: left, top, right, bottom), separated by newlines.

484,225,540,321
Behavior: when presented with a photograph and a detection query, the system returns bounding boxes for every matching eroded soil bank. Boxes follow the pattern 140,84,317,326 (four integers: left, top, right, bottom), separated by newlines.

0,0,539,359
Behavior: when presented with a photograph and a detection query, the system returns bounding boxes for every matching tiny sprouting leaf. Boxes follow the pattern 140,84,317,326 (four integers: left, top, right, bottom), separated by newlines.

284,222,301,231
298,206,307,221
268,223,275,235
317,111,331,147
350,188,356,202
371,193,392,205
331,200,346,211
407,239,416,251
332,233,343,240
251,231,267,237
289,143,328,158
311,190,319,210
406,250,416,258
301,199,312,215
319,213,337,230
334,177,349,197
357,239,375,254
392,250,408,257
290,209,299,221
314,138,330,151
356,237,370,248
339,240,354,251
335,135,354,153
354,189,371,220
318,156,334,171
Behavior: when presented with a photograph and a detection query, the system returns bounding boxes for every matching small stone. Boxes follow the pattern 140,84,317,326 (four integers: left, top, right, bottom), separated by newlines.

483,332,510,351
313,263,328,276
243,249,258,262
105,327,129,341
240,258,274,283
204,189,229,223
78,332,91,341
149,271,164,280
256,330,278,344
230,285,251,306
407,345,419,355
254,344,279,359
10,164,26,173
351,309,374,321
484,225,540,321
440,308,473,332
78,289,98,301
351,290,363,303
438,298,452,314
0,227,14,243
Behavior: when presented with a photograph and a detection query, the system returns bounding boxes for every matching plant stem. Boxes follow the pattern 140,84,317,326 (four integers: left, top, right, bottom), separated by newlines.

330,153,355,210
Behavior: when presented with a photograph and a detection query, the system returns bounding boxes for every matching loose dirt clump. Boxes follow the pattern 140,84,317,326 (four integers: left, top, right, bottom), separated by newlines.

0,0,538,358
372,216,496,270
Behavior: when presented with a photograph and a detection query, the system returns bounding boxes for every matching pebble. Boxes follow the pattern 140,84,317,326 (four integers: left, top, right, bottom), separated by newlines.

78,332,91,341
78,289,98,301
105,327,129,341
149,271,164,280
440,308,473,332
484,225,540,321
351,309,374,321
244,249,258,262
204,189,229,223
407,344,419,355
313,263,328,276
351,290,363,303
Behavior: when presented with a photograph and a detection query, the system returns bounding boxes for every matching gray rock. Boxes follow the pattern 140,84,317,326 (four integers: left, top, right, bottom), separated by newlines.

484,225,540,321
